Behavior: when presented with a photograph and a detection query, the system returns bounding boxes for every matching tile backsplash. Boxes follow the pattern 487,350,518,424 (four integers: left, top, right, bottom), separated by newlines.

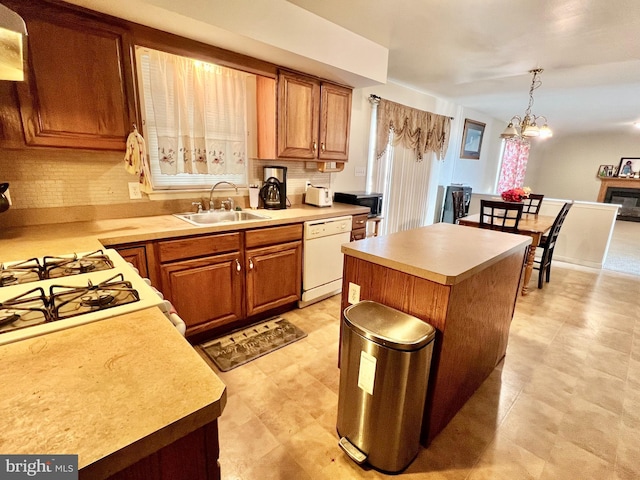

0,148,133,209
0,147,332,225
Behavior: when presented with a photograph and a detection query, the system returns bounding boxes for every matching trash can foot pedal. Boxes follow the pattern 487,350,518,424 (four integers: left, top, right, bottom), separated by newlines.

339,437,367,464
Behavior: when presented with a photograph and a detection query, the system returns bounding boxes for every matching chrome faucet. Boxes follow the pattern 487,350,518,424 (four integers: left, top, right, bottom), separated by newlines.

209,181,239,211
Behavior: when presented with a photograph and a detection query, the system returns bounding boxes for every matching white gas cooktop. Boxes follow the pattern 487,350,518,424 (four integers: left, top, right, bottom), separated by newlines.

0,249,164,346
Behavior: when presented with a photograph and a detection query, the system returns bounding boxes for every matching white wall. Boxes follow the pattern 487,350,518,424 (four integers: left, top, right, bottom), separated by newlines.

525,131,640,201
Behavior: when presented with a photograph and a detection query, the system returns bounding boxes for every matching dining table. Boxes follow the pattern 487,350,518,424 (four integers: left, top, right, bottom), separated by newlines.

458,212,556,295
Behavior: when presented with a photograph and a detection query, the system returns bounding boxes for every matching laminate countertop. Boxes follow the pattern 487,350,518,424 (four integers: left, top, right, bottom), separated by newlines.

341,222,532,285
0,307,226,479
0,204,369,262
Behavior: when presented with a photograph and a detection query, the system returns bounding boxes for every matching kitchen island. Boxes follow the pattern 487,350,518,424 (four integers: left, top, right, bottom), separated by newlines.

340,223,531,445
0,307,226,480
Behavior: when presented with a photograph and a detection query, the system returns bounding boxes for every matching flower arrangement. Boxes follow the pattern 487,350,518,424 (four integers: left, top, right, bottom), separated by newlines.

501,186,531,202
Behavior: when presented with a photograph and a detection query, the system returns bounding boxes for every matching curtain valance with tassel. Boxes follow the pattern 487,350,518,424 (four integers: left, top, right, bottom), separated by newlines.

374,97,451,161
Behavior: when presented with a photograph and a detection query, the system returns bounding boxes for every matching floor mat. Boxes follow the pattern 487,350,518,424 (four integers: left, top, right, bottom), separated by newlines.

200,317,307,372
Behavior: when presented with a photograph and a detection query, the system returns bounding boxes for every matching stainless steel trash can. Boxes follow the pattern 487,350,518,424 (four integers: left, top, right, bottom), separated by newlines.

336,300,436,473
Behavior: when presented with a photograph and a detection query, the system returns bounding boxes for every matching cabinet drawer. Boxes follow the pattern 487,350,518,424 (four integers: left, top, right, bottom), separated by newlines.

245,224,302,249
158,233,241,263
352,214,368,230
351,228,366,241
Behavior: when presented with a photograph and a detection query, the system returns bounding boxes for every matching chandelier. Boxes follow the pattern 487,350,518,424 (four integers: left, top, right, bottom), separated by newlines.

500,68,552,139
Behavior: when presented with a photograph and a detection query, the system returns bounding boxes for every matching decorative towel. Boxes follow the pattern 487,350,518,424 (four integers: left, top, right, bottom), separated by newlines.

124,127,152,193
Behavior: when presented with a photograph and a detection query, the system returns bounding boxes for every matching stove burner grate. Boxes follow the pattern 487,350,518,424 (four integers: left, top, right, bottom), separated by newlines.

50,273,140,321
0,287,51,333
44,250,115,279
0,250,115,287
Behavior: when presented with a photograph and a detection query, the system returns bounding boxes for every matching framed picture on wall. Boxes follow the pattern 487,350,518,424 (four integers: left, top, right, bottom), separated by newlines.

616,157,640,177
597,164,615,177
460,119,486,160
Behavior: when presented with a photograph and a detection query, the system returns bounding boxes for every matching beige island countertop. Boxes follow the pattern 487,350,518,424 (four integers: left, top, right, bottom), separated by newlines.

0,203,369,262
341,222,532,285
0,307,226,479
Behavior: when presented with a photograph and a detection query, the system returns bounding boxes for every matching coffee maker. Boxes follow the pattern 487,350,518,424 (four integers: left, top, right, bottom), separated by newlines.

260,166,287,210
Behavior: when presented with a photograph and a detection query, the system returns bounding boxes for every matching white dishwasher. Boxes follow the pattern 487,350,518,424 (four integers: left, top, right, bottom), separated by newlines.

299,216,352,308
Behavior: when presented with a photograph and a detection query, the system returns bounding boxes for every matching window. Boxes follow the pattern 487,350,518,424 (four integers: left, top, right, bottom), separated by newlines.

136,46,251,189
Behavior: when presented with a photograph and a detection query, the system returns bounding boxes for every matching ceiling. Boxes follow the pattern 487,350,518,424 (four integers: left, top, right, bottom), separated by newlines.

288,0,640,137
62,0,640,138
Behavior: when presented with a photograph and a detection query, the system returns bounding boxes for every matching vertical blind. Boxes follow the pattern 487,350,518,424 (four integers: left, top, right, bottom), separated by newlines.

136,46,250,189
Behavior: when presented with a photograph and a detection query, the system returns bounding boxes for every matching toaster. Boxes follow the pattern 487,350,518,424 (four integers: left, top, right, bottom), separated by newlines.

305,186,333,207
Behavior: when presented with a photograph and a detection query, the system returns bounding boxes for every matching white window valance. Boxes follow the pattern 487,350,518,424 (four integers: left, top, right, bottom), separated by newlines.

375,98,451,161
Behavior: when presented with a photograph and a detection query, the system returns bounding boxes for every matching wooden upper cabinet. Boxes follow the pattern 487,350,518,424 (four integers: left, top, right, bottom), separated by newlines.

257,70,352,161
14,4,136,150
318,82,351,161
277,71,320,159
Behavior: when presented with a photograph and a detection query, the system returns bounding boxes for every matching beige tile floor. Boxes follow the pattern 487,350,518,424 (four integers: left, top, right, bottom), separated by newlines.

203,231,640,479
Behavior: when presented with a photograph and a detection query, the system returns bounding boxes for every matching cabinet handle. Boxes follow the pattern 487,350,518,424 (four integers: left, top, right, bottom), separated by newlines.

321,142,325,152
249,258,254,270
235,259,241,273
312,141,317,152
357,220,365,224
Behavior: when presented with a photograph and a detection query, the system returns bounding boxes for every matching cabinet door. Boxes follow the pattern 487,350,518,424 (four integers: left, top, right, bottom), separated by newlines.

318,83,351,161
277,71,320,159
13,2,136,150
114,245,148,278
246,241,302,317
161,253,243,337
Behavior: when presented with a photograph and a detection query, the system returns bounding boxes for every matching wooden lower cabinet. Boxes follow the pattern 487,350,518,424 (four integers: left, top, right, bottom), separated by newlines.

103,420,220,480
351,228,366,241
246,240,302,316
160,252,243,337
350,213,368,241
113,244,149,278
154,224,303,340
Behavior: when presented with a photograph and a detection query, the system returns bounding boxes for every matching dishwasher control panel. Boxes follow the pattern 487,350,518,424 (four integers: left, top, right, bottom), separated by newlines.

304,216,353,239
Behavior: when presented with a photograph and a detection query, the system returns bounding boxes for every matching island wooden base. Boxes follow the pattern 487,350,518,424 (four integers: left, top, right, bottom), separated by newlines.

340,249,525,445
97,421,220,480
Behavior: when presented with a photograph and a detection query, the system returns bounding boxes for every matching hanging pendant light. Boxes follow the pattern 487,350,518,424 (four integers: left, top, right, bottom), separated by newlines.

0,3,27,81
500,68,553,140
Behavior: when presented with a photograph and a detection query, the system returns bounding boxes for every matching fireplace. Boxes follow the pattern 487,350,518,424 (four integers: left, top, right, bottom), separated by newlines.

598,177,640,222
604,187,640,222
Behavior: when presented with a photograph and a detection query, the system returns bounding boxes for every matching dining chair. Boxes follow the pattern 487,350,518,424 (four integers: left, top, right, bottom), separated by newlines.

522,193,544,214
451,190,467,224
479,200,524,233
533,201,573,288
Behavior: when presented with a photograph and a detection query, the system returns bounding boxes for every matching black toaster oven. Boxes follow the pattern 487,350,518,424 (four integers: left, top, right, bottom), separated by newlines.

333,191,383,218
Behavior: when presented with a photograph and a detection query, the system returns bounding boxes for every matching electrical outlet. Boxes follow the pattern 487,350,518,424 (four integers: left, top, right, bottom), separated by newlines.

355,167,366,177
128,182,142,199
348,282,360,305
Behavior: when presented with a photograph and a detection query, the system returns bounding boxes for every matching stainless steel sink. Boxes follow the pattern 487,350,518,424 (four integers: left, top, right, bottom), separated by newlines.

174,210,271,226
